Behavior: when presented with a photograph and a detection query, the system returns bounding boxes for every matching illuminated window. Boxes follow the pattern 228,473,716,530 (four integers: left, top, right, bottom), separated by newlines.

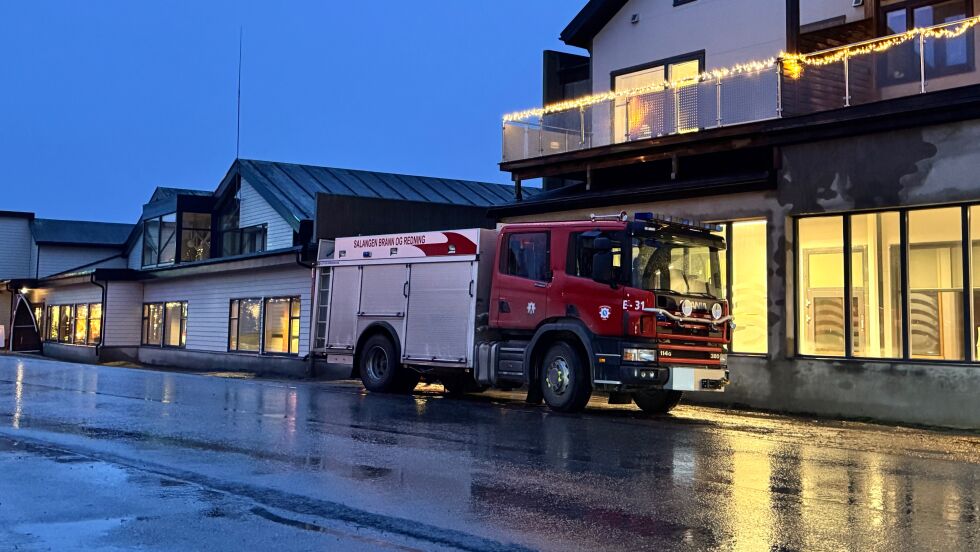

43,303,101,345
229,298,262,352
908,207,963,360
714,220,768,354
797,216,846,356
229,297,299,355
797,206,976,362
264,297,301,355
730,221,769,354
850,212,903,358
971,205,980,360
142,302,186,348
180,213,212,262
613,54,702,142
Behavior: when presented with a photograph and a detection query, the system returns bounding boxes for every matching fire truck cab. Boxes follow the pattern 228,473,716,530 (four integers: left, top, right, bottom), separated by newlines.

313,212,732,414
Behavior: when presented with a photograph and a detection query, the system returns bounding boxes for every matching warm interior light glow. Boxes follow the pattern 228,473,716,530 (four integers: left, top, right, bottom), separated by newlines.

503,15,980,123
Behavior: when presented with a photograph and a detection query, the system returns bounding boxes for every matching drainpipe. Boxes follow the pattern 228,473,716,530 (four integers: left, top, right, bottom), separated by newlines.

90,274,107,358
296,246,315,377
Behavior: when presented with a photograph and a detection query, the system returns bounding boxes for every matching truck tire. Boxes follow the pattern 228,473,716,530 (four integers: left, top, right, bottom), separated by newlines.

359,334,417,394
633,390,683,415
540,341,591,413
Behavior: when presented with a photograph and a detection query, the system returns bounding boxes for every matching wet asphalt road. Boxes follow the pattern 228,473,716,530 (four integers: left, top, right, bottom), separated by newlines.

0,356,978,551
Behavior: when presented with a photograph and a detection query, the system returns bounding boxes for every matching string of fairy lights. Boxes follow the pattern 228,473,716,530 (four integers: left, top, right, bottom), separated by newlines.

503,15,980,123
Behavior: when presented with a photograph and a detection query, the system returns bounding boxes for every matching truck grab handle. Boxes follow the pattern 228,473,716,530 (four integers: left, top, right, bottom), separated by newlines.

642,307,734,328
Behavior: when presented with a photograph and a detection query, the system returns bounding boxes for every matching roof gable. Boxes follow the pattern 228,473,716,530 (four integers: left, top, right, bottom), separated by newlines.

220,159,534,232
561,0,629,49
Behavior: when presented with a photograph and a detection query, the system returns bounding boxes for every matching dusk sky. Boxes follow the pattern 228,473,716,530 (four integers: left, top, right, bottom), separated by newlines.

0,1,583,223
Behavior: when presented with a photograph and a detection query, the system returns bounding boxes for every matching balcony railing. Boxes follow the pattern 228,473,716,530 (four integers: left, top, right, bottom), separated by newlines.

502,16,980,163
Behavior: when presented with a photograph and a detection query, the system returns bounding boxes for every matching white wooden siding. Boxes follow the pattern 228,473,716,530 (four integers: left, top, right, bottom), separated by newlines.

240,179,295,250
36,245,125,278
141,265,311,355
35,283,102,307
127,233,143,269
0,216,32,279
104,281,143,347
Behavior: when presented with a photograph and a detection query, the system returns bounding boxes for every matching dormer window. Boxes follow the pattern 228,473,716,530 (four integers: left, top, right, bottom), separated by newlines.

180,212,212,262
142,213,177,267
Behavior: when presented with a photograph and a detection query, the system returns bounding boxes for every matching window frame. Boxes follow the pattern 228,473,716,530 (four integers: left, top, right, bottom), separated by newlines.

142,213,178,268
227,296,301,356
794,203,977,364
500,231,552,282
609,50,706,91
141,301,187,349
877,0,974,84
263,296,302,356
713,220,770,357
179,212,213,263
42,302,102,346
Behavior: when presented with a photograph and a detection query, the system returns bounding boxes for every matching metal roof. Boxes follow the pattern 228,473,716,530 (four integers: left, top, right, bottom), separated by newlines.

231,159,536,227
31,218,134,246
149,187,211,203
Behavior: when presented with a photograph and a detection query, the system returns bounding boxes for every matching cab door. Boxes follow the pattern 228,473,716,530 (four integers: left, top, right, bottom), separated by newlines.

557,230,627,336
491,231,551,330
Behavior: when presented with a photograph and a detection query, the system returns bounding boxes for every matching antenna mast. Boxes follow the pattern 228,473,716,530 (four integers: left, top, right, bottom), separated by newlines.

236,26,243,159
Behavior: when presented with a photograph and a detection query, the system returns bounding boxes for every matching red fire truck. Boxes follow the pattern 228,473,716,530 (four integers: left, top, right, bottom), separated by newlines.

313,212,733,414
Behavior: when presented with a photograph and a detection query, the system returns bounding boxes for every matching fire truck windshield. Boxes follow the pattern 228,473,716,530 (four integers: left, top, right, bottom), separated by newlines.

630,231,723,298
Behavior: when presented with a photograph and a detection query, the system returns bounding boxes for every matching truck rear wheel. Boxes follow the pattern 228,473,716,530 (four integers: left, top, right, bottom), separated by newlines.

540,341,591,413
360,334,418,394
633,390,683,415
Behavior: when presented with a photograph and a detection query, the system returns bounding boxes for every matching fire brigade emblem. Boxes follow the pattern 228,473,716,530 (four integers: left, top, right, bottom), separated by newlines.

527,302,536,315
599,305,612,320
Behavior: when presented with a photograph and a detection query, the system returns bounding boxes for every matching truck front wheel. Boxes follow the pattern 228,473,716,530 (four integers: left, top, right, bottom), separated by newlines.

633,390,683,415
359,334,418,394
540,341,591,413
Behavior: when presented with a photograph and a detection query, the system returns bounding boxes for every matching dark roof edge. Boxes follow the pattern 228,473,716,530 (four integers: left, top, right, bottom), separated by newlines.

0,210,35,220
560,0,628,49
489,171,773,218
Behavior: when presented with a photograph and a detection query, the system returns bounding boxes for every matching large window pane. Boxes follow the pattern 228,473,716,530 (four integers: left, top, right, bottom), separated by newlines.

798,217,845,356
236,299,261,352
908,207,963,360
88,303,102,345
143,304,164,346
59,305,73,343
731,220,768,354
181,213,212,262
850,212,903,358
73,303,89,344
971,206,980,360
264,297,294,354
160,214,177,264
47,305,59,341
143,218,160,266
164,302,185,348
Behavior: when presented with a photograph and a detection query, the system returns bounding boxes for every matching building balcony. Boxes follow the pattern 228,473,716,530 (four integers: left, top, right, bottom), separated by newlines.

502,16,980,165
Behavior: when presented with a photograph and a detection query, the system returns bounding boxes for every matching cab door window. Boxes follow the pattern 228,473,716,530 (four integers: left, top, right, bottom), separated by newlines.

503,232,550,281
567,231,623,280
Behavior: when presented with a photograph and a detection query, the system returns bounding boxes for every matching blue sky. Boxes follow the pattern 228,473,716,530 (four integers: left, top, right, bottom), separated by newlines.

0,1,583,222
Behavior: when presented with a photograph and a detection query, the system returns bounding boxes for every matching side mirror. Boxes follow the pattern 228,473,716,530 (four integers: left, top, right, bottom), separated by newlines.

591,237,614,284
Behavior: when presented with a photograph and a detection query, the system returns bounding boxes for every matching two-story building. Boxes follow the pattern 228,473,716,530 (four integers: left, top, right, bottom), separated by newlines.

4,159,529,376
497,0,980,427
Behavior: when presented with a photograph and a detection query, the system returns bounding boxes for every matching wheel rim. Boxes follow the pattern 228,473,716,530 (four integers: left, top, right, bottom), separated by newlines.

366,345,389,381
545,356,571,396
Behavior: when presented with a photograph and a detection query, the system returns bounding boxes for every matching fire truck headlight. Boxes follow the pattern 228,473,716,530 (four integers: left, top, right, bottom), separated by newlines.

680,300,694,317
711,303,723,320
623,348,657,363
